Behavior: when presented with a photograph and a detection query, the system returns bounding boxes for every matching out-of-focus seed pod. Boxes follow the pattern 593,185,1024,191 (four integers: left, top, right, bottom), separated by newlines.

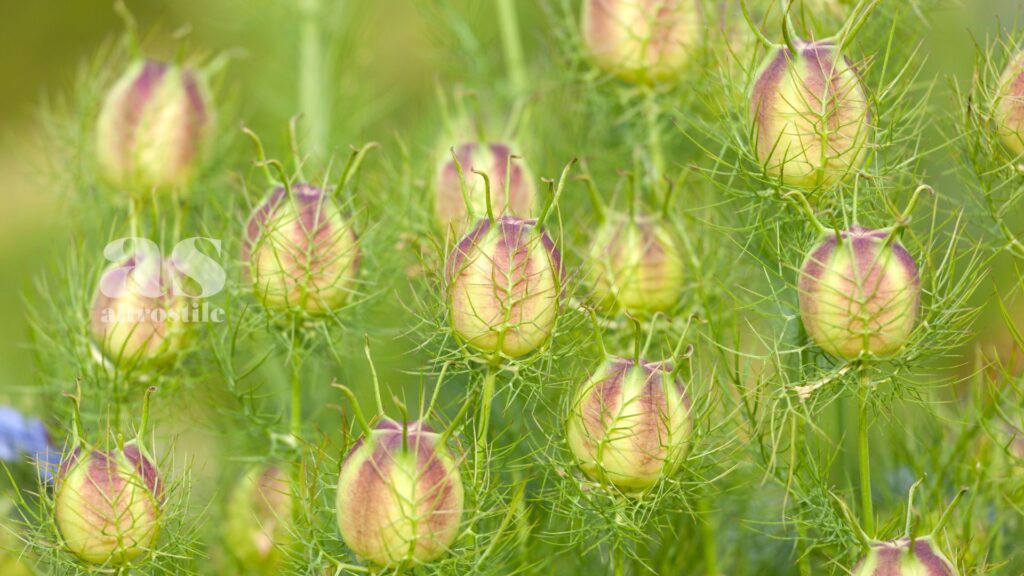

224,465,294,574
581,0,701,83
54,444,162,565
798,226,920,360
96,59,212,191
90,253,189,368
994,50,1024,157
446,217,563,358
336,419,464,567
435,142,536,234
588,214,684,314
566,357,691,492
750,40,869,188
852,538,958,576
243,184,361,316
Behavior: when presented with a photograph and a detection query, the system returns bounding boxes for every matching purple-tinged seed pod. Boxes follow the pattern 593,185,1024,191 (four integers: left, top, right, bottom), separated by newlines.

750,40,869,188
53,443,163,565
566,357,692,492
95,59,213,191
581,0,702,84
588,214,685,315
243,184,360,316
90,253,190,368
445,216,563,359
852,538,958,576
435,142,537,234
224,465,294,574
798,226,920,360
994,50,1024,157
335,419,464,567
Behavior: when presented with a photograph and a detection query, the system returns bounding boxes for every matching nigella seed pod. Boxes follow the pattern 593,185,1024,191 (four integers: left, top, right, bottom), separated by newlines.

90,254,189,368
798,227,920,360
588,214,685,314
581,0,701,83
336,419,464,567
446,217,563,358
96,59,212,191
566,358,691,492
750,40,870,188
54,443,162,565
994,50,1024,157
853,538,958,576
243,184,360,316
435,142,536,233
225,465,294,573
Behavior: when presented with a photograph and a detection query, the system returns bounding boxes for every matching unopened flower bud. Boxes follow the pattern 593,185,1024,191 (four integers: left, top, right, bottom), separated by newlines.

750,40,869,188
225,465,294,573
994,50,1024,157
54,444,162,565
96,59,212,191
566,358,691,492
581,0,701,83
336,419,463,567
435,142,536,233
798,227,920,360
446,217,563,358
588,214,684,314
853,538,957,576
90,254,189,368
243,184,361,316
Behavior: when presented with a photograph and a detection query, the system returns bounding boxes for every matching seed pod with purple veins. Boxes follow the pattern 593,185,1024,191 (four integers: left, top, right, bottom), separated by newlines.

224,465,294,574
90,253,189,368
336,419,464,567
435,142,536,234
446,217,563,359
588,214,685,315
566,358,692,492
994,50,1024,157
852,538,958,576
243,184,361,316
96,59,213,191
581,0,701,83
798,226,920,360
750,40,870,188
54,443,162,565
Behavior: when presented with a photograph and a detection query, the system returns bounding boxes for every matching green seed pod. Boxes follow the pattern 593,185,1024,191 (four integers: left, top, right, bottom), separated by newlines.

224,465,294,574
243,184,361,316
581,0,701,83
54,444,162,565
95,59,213,191
446,217,563,358
566,358,692,492
750,40,870,188
588,214,685,315
435,142,536,234
853,538,958,576
336,419,464,567
798,227,920,359
90,253,190,368
994,50,1024,157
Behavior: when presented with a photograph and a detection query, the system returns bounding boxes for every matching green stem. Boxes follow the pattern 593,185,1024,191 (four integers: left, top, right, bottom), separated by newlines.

496,0,527,96
614,546,624,576
698,494,717,576
858,366,874,535
290,330,303,442
476,365,498,456
299,0,328,157
643,87,665,199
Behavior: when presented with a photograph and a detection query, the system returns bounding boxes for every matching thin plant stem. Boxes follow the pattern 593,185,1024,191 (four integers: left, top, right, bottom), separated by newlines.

476,364,499,458
698,493,718,576
614,545,625,576
290,328,303,443
299,0,328,157
644,86,665,198
496,0,527,96
858,364,874,535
